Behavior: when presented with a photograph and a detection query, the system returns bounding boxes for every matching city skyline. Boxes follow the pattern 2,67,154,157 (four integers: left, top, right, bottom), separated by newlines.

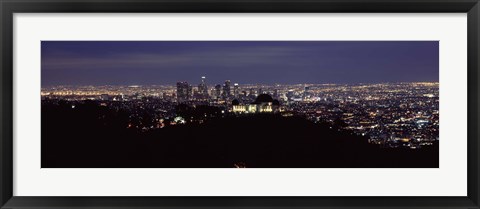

41,41,439,168
42,81,439,168
41,41,439,87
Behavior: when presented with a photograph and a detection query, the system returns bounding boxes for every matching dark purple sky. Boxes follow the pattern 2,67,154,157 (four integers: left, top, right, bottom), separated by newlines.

41,41,438,86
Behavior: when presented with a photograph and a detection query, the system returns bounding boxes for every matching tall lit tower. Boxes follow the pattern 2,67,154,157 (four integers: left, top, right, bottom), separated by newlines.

197,76,209,99
223,80,231,99
176,81,190,103
215,84,222,99
233,83,239,98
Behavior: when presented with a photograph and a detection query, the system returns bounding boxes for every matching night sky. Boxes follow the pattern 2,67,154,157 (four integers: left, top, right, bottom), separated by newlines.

41,41,438,87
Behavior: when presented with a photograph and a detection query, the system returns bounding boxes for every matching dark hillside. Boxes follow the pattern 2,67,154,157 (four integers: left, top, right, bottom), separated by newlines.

42,102,438,168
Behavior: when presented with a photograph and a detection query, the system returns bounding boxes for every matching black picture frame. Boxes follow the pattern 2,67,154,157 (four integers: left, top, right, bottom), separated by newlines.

1,0,479,208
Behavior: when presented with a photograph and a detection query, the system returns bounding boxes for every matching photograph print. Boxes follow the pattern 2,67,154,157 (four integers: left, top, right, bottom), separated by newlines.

41,41,439,168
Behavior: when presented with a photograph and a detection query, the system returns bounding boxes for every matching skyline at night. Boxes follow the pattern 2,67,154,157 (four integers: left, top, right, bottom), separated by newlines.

42,41,439,168
41,41,439,87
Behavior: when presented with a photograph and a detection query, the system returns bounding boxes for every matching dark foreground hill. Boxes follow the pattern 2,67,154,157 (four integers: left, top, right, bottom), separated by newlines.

42,102,439,168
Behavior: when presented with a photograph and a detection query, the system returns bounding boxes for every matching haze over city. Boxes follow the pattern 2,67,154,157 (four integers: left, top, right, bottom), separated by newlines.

41,41,438,86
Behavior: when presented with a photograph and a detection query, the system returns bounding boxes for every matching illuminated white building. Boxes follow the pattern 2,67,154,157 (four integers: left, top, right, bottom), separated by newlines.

232,94,279,114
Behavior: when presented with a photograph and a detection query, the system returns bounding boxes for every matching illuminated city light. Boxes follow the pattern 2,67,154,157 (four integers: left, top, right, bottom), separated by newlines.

42,81,439,149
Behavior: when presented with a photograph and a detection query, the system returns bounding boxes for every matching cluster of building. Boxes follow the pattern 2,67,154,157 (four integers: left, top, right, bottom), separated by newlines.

176,77,283,114
41,77,439,149
176,77,240,102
